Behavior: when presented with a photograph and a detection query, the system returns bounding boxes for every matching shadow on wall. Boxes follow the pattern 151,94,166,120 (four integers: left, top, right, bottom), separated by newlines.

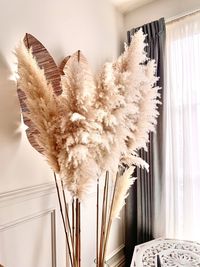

0,53,21,142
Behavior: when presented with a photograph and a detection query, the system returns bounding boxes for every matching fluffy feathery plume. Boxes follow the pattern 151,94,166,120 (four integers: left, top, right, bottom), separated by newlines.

94,62,127,176
94,29,160,175
16,42,61,172
58,51,101,198
111,166,136,220
118,29,160,155
16,29,160,199
126,62,160,152
60,51,96,114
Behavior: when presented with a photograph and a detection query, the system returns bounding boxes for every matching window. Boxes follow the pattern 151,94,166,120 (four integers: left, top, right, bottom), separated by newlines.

165,11,200,241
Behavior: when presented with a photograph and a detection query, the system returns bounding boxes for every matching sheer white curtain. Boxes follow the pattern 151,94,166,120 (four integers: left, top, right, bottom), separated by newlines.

165,11,200,241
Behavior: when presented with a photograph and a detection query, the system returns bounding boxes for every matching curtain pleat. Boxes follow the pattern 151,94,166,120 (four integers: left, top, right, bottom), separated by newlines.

125,18,166,266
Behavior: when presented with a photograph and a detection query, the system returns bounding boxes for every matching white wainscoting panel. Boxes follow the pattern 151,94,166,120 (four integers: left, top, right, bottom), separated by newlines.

0,183,66,267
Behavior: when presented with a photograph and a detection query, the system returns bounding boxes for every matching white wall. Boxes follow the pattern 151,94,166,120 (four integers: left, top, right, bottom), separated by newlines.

0,0,124,192
0,1,125,266
124,0,200,31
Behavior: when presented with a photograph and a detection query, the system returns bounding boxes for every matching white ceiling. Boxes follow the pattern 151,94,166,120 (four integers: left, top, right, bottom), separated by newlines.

111,0,157,13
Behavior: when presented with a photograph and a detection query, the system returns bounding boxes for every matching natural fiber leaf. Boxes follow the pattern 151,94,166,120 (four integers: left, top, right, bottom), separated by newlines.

23,33,62,95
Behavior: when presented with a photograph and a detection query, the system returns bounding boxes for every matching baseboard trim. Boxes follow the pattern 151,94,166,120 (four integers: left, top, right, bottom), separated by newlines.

106,244,125,267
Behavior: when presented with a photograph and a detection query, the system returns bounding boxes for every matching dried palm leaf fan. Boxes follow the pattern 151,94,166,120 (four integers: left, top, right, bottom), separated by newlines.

16,30,160,267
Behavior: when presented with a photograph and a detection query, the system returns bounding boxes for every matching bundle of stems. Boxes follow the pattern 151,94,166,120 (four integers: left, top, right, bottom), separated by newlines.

96,167,135,266
54,166,135,267
54,172,81,267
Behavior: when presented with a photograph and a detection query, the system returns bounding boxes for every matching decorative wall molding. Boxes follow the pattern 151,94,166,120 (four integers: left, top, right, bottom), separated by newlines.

0,178,118,207
107,244,125,267
0,182,56,208
0,180,101,206
0,208,54,230
0,209,57,267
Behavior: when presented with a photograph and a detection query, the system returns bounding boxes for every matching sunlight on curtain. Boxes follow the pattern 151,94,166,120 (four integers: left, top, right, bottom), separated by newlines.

165,11,200,241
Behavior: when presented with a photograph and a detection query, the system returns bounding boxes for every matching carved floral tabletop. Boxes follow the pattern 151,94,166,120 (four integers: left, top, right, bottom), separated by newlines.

131,238,200,267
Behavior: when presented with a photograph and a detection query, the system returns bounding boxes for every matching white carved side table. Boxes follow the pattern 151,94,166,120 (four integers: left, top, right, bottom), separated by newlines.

131,238,200,266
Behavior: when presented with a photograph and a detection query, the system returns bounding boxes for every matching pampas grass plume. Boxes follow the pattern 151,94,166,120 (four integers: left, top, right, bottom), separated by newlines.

16,29,160,200
111,166,136,220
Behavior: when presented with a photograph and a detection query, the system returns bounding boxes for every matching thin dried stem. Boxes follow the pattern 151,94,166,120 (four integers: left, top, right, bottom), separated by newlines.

53,172,73,267
61,180,76,266
75,198,80,267
78,201,81,267
96,178,99,266
72,198,75,252
101,172,109,265
101,173,119,265
61,181,73,238
99,172,109,266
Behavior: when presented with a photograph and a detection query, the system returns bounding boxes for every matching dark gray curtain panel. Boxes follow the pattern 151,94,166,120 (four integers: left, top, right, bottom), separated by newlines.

125,18,166,267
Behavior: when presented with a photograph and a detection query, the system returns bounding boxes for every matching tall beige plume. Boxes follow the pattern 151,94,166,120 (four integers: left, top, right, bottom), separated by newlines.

16,43,61,172
111,166,136,220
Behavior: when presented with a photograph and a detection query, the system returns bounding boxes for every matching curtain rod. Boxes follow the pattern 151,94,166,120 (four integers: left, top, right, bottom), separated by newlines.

166,8,200,24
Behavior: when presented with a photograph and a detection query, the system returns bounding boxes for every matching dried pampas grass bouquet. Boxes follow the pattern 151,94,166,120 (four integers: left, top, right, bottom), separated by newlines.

15,30,160,267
